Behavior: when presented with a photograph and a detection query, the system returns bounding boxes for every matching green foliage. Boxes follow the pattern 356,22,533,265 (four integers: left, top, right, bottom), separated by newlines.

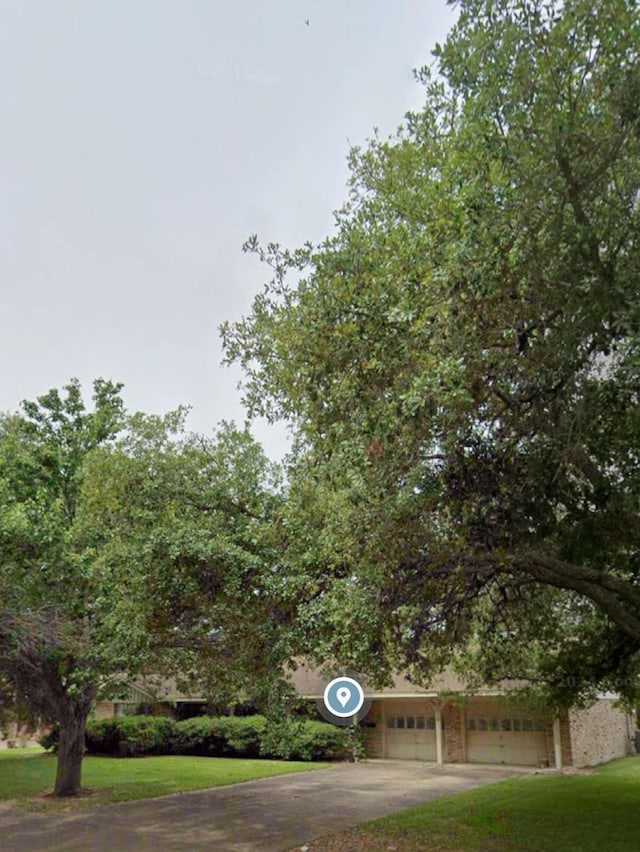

0,379,286,794
223,0,640,702
84,418,289,706
0,379,141,794
74,714,349,762
258,717,303,760
174,715,265,757
366,757,640,852
38,725,60,753
258,717,352,761
85,716,177,757
0,752,328,809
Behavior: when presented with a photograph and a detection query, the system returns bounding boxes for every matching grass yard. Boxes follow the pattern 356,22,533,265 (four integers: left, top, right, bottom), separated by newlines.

0,747,44,759
349,756,640,852
0,751,328,811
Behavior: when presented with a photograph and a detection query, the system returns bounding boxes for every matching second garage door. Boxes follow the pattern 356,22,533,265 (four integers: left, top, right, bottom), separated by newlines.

465,709,548,766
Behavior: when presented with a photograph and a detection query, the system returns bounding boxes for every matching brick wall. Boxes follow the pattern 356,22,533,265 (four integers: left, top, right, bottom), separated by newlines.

568,699,632,767
364,700,383,758
560,716,573,766
443,702,465,762
544,715,573,767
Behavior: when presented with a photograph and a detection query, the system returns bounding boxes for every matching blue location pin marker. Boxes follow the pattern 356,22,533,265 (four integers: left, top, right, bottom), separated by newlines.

323,676,365,718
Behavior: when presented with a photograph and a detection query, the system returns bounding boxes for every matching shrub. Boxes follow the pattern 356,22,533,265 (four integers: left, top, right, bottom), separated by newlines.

219,716,266,757
174,715,265,757
258,718,302,760
43,712,353,761
259,718,352,761
85,715,177,757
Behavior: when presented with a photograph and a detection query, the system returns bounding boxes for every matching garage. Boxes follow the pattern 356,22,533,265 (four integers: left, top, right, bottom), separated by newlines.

384,701,437,760
465,704,548,766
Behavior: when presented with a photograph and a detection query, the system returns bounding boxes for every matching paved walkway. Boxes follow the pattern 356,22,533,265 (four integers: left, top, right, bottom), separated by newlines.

0,761,529,851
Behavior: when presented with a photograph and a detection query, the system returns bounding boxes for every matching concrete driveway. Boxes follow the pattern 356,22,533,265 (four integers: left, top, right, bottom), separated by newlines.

0,761,529,851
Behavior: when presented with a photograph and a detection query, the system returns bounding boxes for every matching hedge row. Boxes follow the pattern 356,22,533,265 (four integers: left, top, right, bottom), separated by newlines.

42,715,353,761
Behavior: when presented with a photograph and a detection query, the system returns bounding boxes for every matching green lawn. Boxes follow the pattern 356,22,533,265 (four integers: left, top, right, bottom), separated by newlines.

355,757,640,852
0,747,44,760
0,751,327,811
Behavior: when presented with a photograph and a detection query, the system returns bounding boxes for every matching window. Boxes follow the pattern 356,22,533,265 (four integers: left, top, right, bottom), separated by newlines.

523,718,533,732
426,716,436,730
407,716,415,729
501,718,512,731
489,718,500,731
513,718,521,731
416,716,425,730
397,716,406,729
386,716,396,729
467,718,477,731
478,718,488,731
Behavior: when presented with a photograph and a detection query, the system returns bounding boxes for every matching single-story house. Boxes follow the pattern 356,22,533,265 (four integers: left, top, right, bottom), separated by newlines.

94,665,636,770
289,662,637,769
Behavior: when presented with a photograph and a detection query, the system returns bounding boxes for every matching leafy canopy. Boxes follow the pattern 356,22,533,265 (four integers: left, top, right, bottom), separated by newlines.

0,379,286,793
223,0,640,705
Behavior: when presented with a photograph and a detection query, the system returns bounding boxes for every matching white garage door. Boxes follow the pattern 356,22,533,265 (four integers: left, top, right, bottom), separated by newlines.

466,713,548,766
385,704,437,760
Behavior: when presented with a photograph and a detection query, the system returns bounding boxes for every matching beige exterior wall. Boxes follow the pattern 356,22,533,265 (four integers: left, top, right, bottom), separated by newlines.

288,661,521,699
93,701,116,720
568,699,633,767
289,660,538,701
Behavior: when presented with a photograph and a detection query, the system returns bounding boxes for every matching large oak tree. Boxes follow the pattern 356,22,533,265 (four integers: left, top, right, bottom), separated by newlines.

223,0,640,704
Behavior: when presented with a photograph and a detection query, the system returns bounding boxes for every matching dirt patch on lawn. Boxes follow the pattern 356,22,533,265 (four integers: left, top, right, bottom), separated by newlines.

11,787,112,813
287,828,452,851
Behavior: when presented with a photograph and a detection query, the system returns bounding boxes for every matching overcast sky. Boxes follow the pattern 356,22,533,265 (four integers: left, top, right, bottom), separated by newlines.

0,0,456,458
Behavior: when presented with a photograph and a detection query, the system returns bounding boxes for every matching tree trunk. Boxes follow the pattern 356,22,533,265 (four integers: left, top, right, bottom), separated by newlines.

54,703,89,797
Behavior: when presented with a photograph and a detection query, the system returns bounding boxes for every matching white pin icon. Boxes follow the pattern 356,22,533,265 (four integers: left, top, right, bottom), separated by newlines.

336,687,351,708
323,676,365,719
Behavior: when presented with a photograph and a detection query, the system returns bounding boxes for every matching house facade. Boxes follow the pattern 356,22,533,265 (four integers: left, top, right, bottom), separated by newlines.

91,665,636,769
290,662,636,769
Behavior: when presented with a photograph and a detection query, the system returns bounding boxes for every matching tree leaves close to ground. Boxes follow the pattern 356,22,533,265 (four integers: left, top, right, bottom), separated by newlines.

223,0,640,706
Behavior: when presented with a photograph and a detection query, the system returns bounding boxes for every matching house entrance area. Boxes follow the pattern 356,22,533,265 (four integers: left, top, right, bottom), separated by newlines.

291,660,633,770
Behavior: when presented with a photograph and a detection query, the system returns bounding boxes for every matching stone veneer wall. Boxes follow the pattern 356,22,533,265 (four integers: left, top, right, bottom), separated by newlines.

568,699,632,767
